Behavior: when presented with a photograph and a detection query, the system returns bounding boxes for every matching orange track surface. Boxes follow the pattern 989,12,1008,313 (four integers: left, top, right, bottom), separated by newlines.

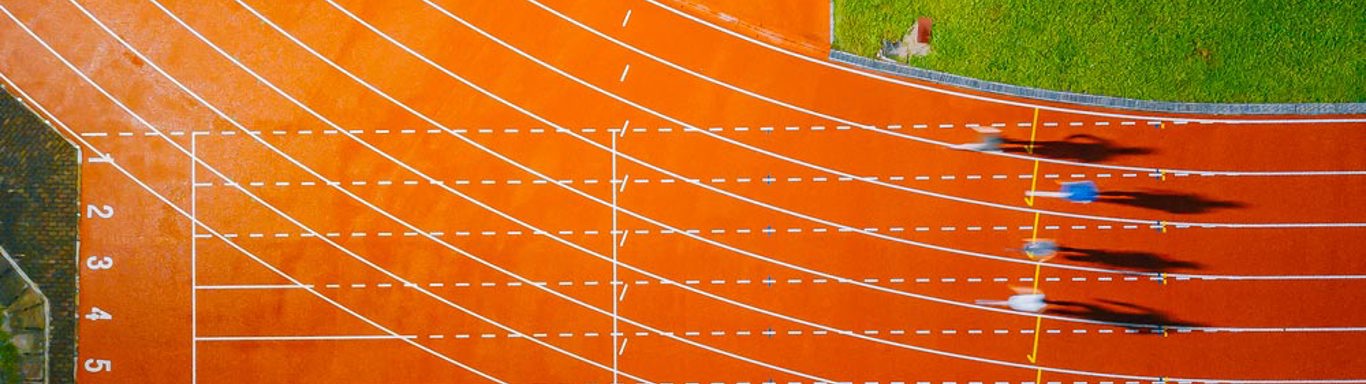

1,1,1364,383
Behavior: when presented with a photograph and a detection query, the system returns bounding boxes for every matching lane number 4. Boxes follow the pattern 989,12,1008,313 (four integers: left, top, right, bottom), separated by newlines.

84,307,112,321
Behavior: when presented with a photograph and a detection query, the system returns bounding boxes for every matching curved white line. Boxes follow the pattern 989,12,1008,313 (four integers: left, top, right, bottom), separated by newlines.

0,56,510,384
238,0,1366,338
237,0,1366,342
417,0,1365,230
528,0,1366,177
292,0,1366,321
301,1,1366,382
645,0,1366,125
532,0,1366,177
408,0,1366,281
85,0,839,381
36,2,662,383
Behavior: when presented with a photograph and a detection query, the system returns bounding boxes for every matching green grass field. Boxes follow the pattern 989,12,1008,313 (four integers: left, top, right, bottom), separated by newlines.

0,328,21,383
833,0,1366,103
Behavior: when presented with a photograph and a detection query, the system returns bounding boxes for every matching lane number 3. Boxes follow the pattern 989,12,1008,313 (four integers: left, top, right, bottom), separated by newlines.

85,256,113,271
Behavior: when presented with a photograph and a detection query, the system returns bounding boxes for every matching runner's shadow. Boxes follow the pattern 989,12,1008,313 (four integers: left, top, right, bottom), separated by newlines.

1046,299,1203,333
1098,190,1245,214
1058,246,1202,273
1002,134,1153,162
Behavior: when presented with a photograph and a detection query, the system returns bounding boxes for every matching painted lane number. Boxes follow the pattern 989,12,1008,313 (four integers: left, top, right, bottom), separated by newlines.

83,359,111,373
85,204,114,219
85,256,113,271
84,307,112,321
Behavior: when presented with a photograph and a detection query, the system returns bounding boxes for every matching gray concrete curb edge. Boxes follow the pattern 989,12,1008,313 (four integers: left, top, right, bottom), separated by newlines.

829,50,1366,116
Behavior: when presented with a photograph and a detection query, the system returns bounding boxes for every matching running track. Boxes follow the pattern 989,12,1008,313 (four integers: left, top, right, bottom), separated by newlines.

2,1,1365,383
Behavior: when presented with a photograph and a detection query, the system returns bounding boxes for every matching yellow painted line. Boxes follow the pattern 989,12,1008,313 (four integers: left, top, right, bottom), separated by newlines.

1029,211,1041,243
1031,260,1043,291
1028,314,1042,360
1024,113,1045,384
1027,108,1040,154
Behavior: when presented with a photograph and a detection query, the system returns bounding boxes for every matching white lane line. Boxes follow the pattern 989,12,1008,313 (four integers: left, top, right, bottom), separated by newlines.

392,0,1366,357
185,170,1217,187
190,125,199,384
218,2,1366,382
621,9,631,27
407,0,1366,280
0,52,510,383
618,230,629,247
619,64,630,82
342,1,1366,377
195,284,314,290
315,0,1366,338
619,174,630,192
618,284,629,301
618,338,629,355
188,274,1196,289
612,130,622,384
197,335,417,341
54,3,649,383
643,0,1366,124
190,326,1366,340
71,121,1161,137
240,2,1157,382
161,1,817,382
537,0,1366,178
191,224,1044,238
442,2,1366,228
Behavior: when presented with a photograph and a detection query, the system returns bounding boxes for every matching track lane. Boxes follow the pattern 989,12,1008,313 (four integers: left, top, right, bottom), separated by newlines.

499,0,1366,173
2,0,1366,379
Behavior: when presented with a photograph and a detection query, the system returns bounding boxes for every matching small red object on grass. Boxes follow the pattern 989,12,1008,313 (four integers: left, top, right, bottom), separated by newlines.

915,17,933,44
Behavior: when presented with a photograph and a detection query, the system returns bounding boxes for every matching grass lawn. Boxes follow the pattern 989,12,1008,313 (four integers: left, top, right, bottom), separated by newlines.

833,0,1366,103
0,328,20,383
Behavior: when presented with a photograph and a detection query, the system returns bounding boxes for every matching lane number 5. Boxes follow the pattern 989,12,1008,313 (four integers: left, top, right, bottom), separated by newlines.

83,359,111,373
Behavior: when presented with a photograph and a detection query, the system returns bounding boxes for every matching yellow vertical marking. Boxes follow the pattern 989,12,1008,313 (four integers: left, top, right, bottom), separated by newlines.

1027,108,1040,153
1029,212,1041,244
1025,111,1045,384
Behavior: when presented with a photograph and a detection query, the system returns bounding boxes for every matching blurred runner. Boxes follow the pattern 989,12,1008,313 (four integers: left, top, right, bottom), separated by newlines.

1026,180,1099,203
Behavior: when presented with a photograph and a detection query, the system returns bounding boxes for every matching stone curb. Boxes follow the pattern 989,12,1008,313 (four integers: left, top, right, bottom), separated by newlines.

830,50,1366,116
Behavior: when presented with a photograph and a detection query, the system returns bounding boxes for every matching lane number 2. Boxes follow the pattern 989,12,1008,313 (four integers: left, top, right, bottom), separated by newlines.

85,204,114,219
